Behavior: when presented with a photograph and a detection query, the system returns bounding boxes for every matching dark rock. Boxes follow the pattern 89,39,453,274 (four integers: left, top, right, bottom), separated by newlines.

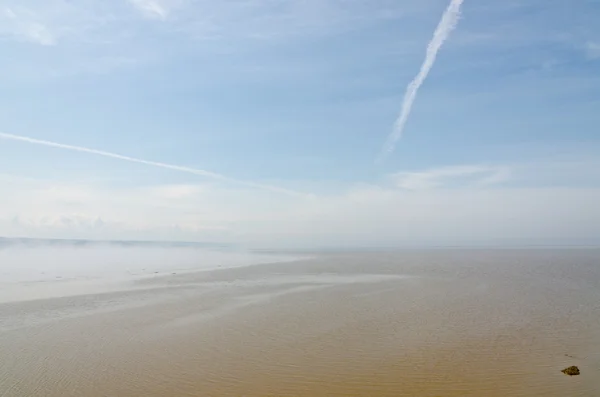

561,366,580,376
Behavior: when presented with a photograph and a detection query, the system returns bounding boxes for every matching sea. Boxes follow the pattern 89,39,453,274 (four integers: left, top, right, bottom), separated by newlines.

0,242,598,396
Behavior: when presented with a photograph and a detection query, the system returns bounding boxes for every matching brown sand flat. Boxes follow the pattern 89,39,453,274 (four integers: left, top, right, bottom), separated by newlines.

1,250,599,396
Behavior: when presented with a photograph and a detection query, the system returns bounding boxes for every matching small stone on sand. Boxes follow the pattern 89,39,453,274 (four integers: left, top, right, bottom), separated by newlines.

561,366,580,376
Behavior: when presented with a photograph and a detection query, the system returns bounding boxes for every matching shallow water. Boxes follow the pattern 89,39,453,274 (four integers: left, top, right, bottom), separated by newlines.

0,245,299,303
1,249,599,396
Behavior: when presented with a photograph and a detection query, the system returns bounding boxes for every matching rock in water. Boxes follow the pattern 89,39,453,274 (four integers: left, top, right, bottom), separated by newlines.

561,366,580,376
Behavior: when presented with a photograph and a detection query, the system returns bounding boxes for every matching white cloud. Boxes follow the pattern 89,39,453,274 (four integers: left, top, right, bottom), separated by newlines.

586,41,600,60
1,158,599,248
0,0,431,47
22,22,55,45
12,213,105,230
391,165,510,190
1,6,56,45
128,0,169,20
0,1,116,46
254,187,600,248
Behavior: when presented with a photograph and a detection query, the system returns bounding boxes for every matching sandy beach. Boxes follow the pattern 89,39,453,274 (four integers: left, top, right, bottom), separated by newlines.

1,249,599,396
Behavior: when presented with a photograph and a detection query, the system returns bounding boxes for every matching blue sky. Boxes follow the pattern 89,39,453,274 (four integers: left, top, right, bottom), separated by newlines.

1,0,599,248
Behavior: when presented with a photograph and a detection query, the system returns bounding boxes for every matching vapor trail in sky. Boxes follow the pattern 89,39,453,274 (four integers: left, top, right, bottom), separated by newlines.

378,0,465,162
0,132,306,197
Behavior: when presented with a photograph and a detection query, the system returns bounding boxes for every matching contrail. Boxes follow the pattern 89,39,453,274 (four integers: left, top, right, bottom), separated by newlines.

0,132,306,197
378,0,464,162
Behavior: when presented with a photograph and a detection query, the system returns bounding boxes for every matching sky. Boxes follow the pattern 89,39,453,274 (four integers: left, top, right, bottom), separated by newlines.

0,0,599,249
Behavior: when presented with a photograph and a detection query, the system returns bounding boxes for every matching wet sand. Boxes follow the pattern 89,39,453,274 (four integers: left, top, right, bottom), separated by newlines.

1,249,599,396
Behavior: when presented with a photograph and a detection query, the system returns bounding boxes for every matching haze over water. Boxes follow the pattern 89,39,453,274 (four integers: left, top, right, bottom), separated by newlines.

1,247,599,396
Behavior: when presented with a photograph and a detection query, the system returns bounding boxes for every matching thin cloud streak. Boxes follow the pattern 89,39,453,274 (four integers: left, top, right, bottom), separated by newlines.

378,0,464,162
128,0,169,20
0,132,306,197
392,165,509,190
